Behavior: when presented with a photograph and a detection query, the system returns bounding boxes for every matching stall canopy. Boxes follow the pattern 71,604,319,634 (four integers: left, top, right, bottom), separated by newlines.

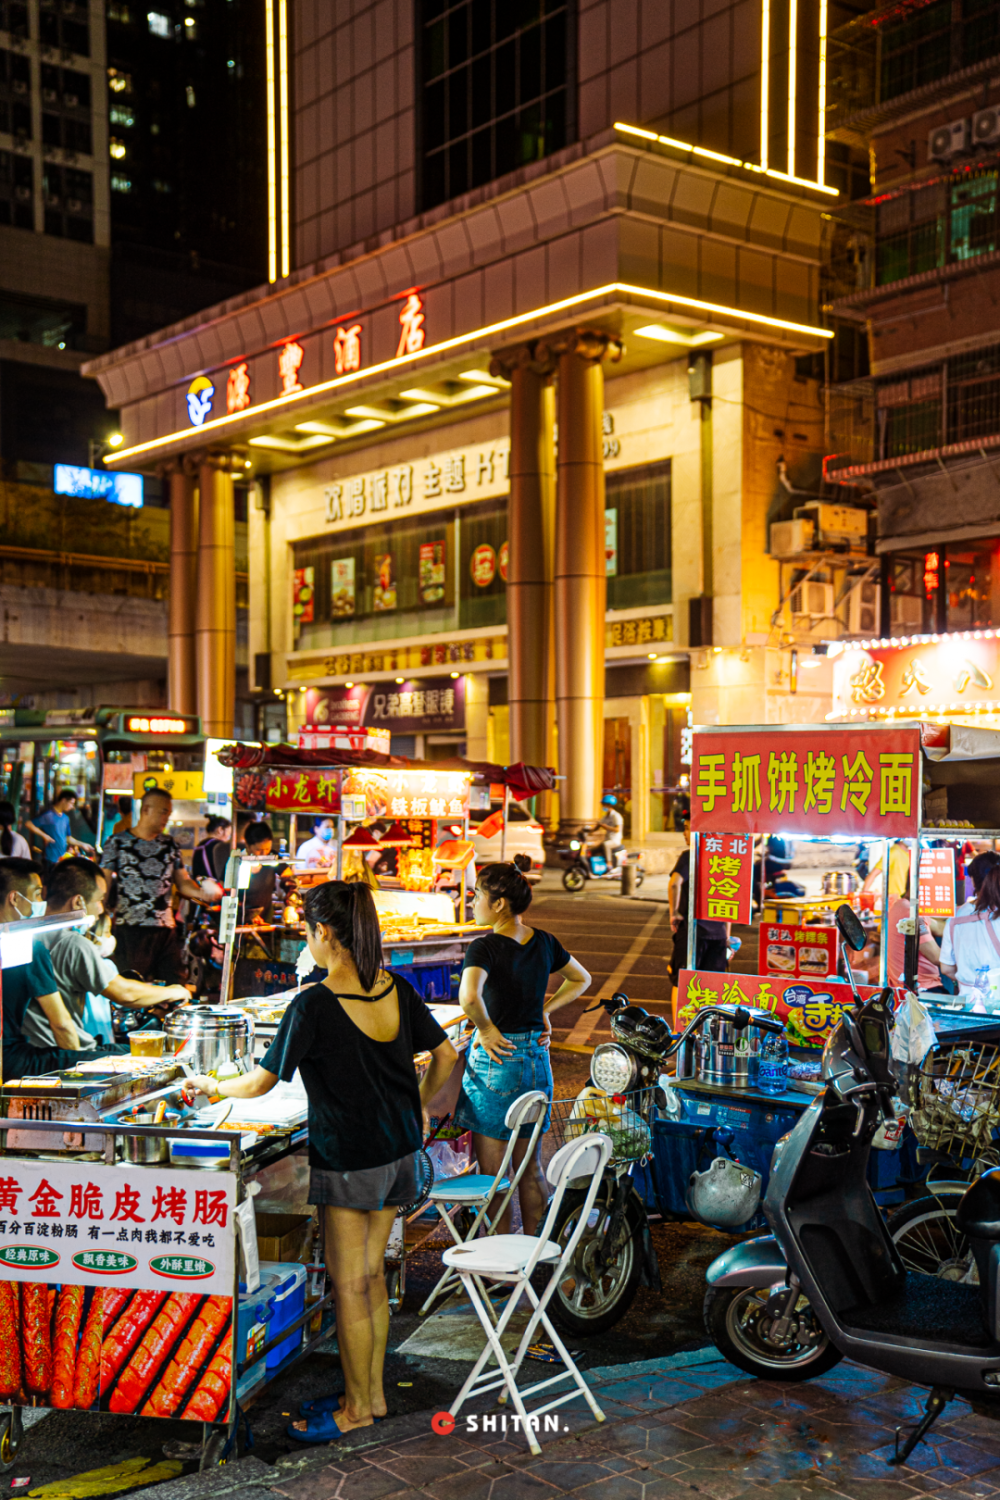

216,742,555,802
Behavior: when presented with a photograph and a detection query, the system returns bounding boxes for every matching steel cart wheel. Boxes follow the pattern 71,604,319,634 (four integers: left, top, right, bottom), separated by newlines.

704,1285,842,1380
887,1186,978,1283
549,1191,644,1335
562,867,586,893
0,1409,23,1473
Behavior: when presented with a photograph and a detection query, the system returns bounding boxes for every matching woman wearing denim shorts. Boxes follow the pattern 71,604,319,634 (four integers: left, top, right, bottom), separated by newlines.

454,856,592,1233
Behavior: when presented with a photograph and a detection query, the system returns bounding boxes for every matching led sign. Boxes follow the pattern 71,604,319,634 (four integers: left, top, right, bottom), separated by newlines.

54,465,143,509
187,376,215,427
125,715,190,734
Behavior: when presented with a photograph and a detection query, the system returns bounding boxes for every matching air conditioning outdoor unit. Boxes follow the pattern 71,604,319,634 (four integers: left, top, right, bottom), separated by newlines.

770,518,815,557
790,580,835,619
891,593,924,629
795,502,869,551
928,118,970,162
848,579,879,636
972,107,1000,148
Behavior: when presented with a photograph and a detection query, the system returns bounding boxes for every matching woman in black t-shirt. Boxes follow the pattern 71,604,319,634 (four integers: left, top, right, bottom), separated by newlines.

454,856,591,1233
187,881,457,1444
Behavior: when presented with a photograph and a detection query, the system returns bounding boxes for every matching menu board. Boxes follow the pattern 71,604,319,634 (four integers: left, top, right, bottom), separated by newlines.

331,558,356,617
918,846,956,918
373,554,396,611
694,833,754,924
761,922,839,978
419,541,445,604
0,1161,235,1422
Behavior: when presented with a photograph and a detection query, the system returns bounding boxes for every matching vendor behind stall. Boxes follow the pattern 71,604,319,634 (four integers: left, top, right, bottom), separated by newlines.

296,815,337,868
240,820,285,922
188,880,457,1441
941,851,1000,989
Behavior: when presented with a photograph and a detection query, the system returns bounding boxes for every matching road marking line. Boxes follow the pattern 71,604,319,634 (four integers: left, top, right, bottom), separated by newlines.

564,906,666,1046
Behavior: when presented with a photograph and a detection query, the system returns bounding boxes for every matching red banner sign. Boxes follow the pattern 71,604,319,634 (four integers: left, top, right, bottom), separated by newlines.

695,833,754,924
760,922,839,978
690,728,921,838
676,969,905,1048
266,770,341,813
918,845,956,918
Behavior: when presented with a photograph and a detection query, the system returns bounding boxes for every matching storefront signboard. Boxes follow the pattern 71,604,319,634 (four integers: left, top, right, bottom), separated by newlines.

0,1159,234,1420
690,727,921,838
918,846,956,918
760,923,839,978
287,634,505,682
134,771,204,801
831,635,1000,719
338,766,470,819
322,441,511,532
694,833,753,924
606,614,672,648
266,769,341,813
676,969,905,1047
305,677,464,733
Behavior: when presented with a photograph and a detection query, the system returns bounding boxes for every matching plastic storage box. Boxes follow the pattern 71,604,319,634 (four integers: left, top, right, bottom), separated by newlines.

260,1260,307,1369
235,1279,276,1401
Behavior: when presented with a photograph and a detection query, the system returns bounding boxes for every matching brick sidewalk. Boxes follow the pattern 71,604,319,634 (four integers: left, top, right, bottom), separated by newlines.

129,1347,1000,1500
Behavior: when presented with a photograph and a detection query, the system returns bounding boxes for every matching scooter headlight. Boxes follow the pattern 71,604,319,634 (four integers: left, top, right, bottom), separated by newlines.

590,1042,638,1094
569,840,580,851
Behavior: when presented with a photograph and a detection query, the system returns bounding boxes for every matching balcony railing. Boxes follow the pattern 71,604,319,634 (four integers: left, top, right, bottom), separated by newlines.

872,170,998,287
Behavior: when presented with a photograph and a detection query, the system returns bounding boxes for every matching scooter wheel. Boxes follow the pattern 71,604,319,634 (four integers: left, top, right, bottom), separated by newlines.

562,868,586,893
634,870,644,888
703,1285,842,1381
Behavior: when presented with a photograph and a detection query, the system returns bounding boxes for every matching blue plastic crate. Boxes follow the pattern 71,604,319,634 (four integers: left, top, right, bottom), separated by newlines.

387,960,460,1003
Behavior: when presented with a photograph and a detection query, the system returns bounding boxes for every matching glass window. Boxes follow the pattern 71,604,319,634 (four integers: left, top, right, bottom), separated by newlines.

605,461,672,609
946,541,1000,631
459,499,507,629
879,0,951,101
886,551,937,637
962,0,1000,65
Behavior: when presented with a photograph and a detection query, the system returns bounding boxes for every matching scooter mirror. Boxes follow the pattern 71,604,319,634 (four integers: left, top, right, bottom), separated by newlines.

835,903,867,952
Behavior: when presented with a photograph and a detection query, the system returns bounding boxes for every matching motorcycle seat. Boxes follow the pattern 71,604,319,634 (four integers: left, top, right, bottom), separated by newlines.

956,1169,1000,1241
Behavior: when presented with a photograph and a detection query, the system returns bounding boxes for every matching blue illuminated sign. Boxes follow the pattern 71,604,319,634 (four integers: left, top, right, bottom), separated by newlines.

53,465,143,508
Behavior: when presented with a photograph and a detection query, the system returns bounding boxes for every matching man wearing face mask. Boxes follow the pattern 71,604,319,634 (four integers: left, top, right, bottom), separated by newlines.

0,858,90,1079
296,816,337,868
22,860,191,1068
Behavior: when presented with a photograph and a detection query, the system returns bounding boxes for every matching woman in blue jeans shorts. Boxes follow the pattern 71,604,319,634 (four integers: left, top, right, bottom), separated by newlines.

455,855,591,1233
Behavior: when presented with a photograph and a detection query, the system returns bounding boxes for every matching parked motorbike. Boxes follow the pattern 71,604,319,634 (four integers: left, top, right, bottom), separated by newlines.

557,829,644,892
703,902,1000,1465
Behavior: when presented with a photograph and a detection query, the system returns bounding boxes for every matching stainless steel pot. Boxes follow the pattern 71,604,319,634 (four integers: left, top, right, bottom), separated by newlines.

122,1111,180,1165
694,1005,778,1089
821,869,859,895
163,1007,254,1075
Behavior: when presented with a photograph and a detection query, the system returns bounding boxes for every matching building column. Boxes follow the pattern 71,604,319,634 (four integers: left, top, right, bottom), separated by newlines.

491,344,556,786
545,329,621,829
166,462,199,715
196,453,238,738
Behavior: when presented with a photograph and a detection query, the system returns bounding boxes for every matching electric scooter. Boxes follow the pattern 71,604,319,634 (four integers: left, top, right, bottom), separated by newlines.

557,828,644,892
703,903,1000,1465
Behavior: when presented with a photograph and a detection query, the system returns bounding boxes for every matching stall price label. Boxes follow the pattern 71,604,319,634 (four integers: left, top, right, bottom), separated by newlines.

267,770,341,813
695,833,754,924
0,1161,235,1294
918,846,956,918
690,727,921,838
761,923,839,979
676,968,905,1048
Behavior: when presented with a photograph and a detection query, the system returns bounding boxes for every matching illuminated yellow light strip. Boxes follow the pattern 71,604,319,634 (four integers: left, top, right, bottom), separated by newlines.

787,0,797,177
104,282,833,465
278,0,290,279
265,0,276,283
817,0,828,186
614,121,838,196
760,0,770,172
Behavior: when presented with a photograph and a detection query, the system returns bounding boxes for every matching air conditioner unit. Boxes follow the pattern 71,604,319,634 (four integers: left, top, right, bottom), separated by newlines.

770,518,815,557
790,580,835,619
928,118,970,162
848,579,880,636
972,107,1000,148
796,502,869,551
891,593,924,629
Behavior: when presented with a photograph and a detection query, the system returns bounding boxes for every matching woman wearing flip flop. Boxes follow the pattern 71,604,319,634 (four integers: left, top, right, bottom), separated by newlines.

454,858,592,1233
187,881,458,1440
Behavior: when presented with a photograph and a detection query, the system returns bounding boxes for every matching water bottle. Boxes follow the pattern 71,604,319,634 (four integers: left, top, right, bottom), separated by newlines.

758,1030,789,1096
970,964,990,1014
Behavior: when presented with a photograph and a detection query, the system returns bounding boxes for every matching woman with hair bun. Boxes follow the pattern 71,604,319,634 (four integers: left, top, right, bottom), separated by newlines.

941,849,1000,990
454,855,591,1233
187,879,457,1441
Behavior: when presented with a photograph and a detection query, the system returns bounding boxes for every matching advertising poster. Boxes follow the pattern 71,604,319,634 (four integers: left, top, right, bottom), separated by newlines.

331,558,356,617
373,554,396,611
498,541,509,581
267,769,341,813
761,923,839,978
918,846,956,918
676,969,905,1047
470,544,496,587
605,508,618,576
690,727,921,839
0,1161,234,1421
292,567,314,626
419,541,446,604
305,679,465,736
694,833,754,924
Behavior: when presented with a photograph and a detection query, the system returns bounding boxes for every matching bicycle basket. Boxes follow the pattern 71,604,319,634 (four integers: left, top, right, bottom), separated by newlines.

907,1042,1000,1168
548,1088,653,1165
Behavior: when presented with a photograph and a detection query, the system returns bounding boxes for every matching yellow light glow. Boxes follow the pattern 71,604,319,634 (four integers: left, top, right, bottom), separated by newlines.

787,0,797,176
635,324,725,346
278,0,290,279
613,121,838,197
760,0,770,171
265,0,276,283
104,282,833,464
460,368,510,386
108,432,124,447
817,0,828,186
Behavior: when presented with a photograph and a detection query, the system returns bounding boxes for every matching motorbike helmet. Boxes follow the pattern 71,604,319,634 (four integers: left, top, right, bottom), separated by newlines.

609,1004,649,1043
634,1013,672,1055
686,1155,762,1230
601,794,617,807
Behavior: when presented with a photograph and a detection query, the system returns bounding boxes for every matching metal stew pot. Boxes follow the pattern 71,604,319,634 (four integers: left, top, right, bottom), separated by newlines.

821,869,859,895
164,1007,254,1075
694,1005,782,1089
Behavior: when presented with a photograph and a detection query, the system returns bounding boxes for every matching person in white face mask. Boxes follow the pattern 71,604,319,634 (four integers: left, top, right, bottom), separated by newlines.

0,856,84,1077
296,815,337,868
16,859,190,1072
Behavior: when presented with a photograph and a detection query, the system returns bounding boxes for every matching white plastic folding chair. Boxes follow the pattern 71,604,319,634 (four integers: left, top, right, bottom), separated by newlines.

441,1131,612,1455
419,1089,549,1318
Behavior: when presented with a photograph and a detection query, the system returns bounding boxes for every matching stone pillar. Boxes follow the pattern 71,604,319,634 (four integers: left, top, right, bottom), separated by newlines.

491,345,556,794
545,329,621,830
196,454,237,737
166,462,199,715
464,671,490,761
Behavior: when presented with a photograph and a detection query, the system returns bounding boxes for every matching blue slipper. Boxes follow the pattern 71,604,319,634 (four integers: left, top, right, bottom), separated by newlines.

298,1393,382,1421
287,1410,357,1444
